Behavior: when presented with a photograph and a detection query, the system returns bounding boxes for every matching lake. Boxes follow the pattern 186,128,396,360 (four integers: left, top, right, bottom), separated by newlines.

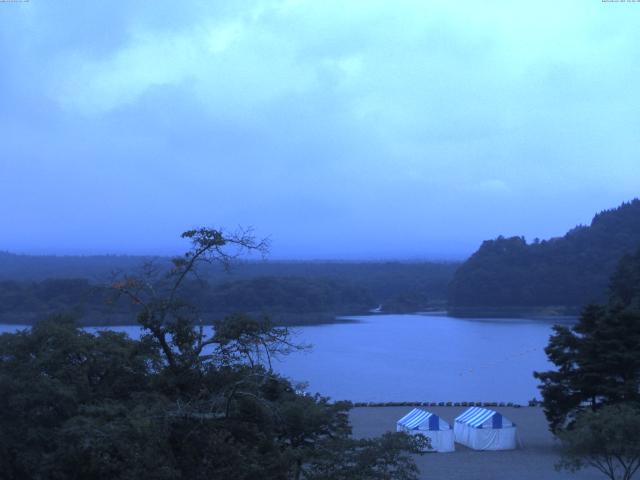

0,313,569,404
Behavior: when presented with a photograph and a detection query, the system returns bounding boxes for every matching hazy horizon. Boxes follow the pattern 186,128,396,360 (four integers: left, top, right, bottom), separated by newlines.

0,196,635,261
1,1,638,259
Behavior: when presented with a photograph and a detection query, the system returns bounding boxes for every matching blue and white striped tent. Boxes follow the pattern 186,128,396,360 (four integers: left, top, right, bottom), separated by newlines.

454,407,517,450
396,408,454,452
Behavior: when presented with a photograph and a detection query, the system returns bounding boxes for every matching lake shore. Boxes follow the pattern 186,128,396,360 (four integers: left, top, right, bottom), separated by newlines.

2,313,559,403
447,306,581,319
350,406,600,480
0,307,581,328
0,310,364,328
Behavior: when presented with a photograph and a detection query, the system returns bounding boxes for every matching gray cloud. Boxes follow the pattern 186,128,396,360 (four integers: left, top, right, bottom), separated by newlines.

0,0,638,258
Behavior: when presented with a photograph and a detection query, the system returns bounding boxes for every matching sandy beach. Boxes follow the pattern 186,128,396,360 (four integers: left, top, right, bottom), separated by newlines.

349,406,602,480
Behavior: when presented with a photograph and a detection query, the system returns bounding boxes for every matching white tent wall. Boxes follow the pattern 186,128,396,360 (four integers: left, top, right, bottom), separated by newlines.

453,423,517,451
396,408,455,453
453,407,517,451
407,429,455,453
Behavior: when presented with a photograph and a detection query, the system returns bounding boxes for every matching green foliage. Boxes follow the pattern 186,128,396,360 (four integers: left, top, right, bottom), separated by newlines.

609,248,640,312
213,313,309,369
0,263,458,326
0,314,421,479
449,199,640,310
534,246,640,432
0,247,459,326
303,433,426,480
206,276,374,315
0,278,115,323
534,307,640,432
0,316,160,479
556,404,640,480
0,276,374,326
0,228,423,480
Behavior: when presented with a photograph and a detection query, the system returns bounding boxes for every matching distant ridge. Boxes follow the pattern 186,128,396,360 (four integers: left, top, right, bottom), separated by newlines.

448,199,640,315
0,253,459,325
0,252,154,282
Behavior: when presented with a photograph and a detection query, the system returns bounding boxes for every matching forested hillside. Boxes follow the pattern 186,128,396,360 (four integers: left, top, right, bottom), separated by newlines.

448,199,640,315
534,245,640,434
609,246,640,312
0,257,458,325
0,228,425,479
0,252,147,281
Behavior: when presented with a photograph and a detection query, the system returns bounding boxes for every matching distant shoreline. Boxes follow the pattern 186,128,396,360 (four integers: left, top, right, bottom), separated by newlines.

0,310,365,328
350,400,534,408
0,307,580,327
447,306,581,319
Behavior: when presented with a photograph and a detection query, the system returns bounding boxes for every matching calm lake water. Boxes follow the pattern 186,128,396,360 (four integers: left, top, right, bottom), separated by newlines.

0,313,569,404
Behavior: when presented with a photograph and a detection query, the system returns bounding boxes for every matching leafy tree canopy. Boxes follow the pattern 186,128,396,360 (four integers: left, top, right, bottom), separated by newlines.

534,246,640,432
449,199,640,311
0,228,424,480
556,403,640,480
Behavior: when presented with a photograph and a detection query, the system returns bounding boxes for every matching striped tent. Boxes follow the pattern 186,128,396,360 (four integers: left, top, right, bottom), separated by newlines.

454,407,517,450
396,408,454,452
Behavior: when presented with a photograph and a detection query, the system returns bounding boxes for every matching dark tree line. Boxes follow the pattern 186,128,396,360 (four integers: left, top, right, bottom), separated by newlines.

0,263,458,326
0,276,376,326
535,247,640,480
535,246,640,431
0,252,459,298
0,228,425,480
449,199,640,311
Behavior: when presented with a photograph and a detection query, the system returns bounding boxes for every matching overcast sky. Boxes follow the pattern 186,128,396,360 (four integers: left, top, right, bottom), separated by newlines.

0,0,638,259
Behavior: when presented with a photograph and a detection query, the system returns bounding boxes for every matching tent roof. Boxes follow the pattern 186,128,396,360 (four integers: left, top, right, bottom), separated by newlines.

397,408,445,430
455,407,512,428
